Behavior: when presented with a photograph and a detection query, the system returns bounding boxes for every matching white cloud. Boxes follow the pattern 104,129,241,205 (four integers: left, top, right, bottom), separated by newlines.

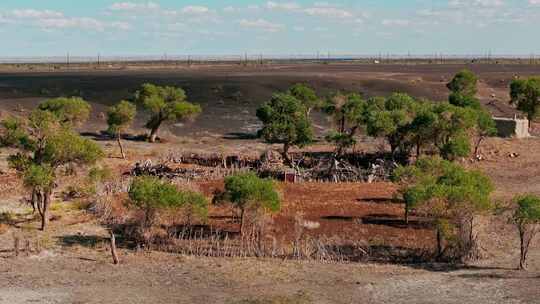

529,0,540,5
181,6,210,14
382,19,410,26
111,21,132,30
38,17,105,31
304,7,353,18
266,1,301,11
11,9,63,19
238,18,284,32
449,0,504,7
109,2,159,11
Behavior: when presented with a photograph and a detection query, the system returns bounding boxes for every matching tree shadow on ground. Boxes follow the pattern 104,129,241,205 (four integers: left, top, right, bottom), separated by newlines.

457,271,540,279
57,235,108,248
0,211,39,229
360,214,433,229
356,198,401,204
222,132,259,140
80,131,149,142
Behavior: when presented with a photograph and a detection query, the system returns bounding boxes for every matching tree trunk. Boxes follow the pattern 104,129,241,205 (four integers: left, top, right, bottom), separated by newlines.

282,143,291,165
30,188,37,214
474,136,484,156
109,230,120,265
239,209,245,236
117,134,126,159
436,228,443,258
404,204,409,224
148,119,163,143
40,190,51,231
519,227,527,270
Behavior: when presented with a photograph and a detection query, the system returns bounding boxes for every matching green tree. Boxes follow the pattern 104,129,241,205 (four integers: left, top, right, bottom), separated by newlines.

107,100,137,159
218,173,280,235
449,93,482,109
134,83,202,142
323,92,367,156
447,72,497,155
430,103,477,160
512,194,540,270
0,110,103,230
128,176,208,228
38,97,92,126
447,69,478,97
510,77,540,127
393,157,494,258
473,109,497,155
256,93,313,164
288,83,320,117
364,93,418,157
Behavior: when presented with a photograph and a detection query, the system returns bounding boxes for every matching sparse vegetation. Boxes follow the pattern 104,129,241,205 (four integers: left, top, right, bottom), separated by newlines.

393,157,494,259
0,109,103,230
510,77,540,126
38,97,92,126
257,93,313,164
217,173,280,235
134,83,202,142
107,100,136,159
512,194,540,270
128,175,208,229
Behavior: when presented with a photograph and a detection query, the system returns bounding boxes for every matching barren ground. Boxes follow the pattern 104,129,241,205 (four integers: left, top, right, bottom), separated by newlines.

0,64,539,303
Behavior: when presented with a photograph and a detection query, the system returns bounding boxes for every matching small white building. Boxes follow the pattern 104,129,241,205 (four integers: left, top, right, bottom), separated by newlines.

493,116,530,138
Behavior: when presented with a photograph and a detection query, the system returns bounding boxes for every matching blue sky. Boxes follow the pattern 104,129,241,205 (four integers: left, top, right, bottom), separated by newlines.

0,0,538,57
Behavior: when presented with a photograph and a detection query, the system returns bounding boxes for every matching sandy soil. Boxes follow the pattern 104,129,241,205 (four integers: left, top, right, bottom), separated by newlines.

0,64,539,303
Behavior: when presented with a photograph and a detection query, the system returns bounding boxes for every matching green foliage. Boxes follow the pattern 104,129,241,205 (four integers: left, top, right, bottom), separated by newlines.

23,164,55,191
222,173,281,213
447,69,478,97
288,84,320,114
88,165,112,182
38,97,91,126
449,93,482,109
475,109,497,137
107,100,136,135
0,116,28,147
134,83,201,140
42,128,104,167
256,93,313,154
393,157,494,218
364,93,419,155
513,194,540,225
322,92,367,154
510,77,540,122
128,176,208,222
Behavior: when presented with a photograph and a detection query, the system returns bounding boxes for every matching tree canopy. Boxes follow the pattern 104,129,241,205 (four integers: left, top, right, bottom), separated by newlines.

447,69,478,97
134,83,202,142
107,100,137,159
257,93,313,163
510,77,540,124
322,92,367,155
38,97,91,126
512,194,540,270
219,173,280,234
128,175,208,227
288,83,320,116
393,157,494,257
1,109,103,230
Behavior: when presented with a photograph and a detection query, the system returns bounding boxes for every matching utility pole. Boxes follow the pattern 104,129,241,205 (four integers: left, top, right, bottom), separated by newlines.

66,52,70,69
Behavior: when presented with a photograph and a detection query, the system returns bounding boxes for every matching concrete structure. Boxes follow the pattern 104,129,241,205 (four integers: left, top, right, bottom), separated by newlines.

493,116,530,138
